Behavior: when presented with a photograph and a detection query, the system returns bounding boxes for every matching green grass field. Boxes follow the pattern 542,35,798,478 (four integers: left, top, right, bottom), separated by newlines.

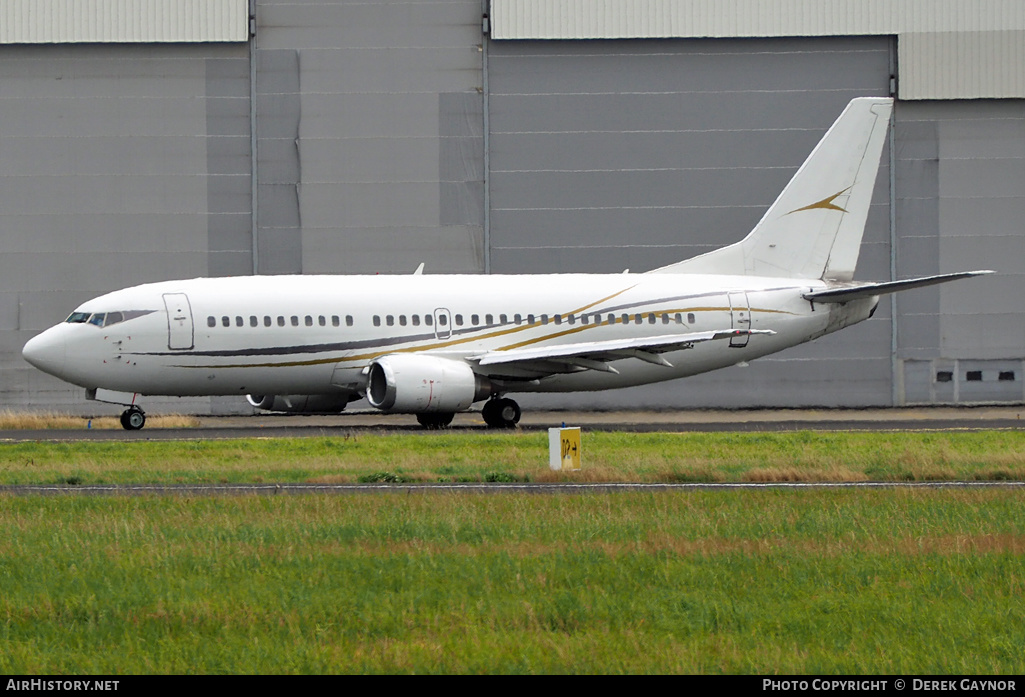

1,430,1024,485
1,489,1023,673
1,430,1023,673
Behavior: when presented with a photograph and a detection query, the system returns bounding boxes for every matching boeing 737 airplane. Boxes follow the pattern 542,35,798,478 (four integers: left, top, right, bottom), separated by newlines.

22,97,990,429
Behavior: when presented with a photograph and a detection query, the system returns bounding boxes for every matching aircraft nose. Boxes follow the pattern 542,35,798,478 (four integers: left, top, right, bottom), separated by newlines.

22,328,67,378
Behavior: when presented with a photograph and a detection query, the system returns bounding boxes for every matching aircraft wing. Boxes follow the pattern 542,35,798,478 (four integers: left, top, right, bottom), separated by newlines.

469,329,774,375
803,270,993,303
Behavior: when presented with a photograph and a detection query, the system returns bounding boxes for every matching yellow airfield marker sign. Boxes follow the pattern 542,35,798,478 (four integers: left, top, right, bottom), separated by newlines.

548,426,581,471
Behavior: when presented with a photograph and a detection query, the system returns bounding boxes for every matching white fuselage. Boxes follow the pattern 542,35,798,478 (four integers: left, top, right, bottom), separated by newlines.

22,272,877,400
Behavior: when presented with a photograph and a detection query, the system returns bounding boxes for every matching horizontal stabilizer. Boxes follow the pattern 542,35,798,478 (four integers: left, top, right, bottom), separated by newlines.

803,270,993,303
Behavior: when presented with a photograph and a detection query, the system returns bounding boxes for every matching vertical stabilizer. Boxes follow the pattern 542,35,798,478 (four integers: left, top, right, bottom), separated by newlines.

650,97,893,280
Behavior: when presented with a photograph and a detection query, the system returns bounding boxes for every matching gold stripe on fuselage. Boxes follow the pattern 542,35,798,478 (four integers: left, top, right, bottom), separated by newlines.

175,295,793,370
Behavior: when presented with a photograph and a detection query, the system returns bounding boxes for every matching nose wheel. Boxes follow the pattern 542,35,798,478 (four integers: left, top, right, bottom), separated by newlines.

119,406,146,431
481,398,520,429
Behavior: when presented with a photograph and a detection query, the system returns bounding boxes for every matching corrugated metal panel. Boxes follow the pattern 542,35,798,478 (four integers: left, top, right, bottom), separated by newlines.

0,0,248,44
491,0,1023,39
490,0,1025,98
900,31,1025,100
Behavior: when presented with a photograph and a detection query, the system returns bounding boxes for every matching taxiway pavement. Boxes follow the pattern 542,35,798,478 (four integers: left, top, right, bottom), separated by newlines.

1,406,1023,441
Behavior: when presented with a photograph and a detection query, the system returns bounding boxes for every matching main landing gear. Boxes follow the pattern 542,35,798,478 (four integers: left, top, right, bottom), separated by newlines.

412,398,521,430
481,397,521,429
119,405,146,431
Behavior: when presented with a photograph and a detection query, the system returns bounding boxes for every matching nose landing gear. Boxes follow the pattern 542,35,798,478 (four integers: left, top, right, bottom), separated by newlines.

119,406,146,431
481,397,521,429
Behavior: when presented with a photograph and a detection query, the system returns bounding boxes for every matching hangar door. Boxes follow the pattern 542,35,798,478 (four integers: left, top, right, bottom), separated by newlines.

0,43,250,410
486,37,895,408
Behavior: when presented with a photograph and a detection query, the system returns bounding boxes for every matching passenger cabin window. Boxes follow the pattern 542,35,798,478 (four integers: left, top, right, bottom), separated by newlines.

454,315,463,326
222,316,230,327
264,316,272,327
386,315,394,326
373,316,381,327
688,313,696,324
412,315,421,326
291,316,299,327
319,316,326,326
471,314,479,325
485,314,493,325
277,316,285,327
500,314,508,324
438,314,447,326
236,316,244,327
514,314,522,324
250,316,258,327
346,315,354,327
305,315,313,327
207,316,216,328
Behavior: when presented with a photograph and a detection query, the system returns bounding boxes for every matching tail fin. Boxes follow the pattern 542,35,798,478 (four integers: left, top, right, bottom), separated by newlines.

651,97,893,280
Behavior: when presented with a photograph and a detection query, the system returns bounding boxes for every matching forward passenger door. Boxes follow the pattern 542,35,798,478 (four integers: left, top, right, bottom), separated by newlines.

163,293,194,350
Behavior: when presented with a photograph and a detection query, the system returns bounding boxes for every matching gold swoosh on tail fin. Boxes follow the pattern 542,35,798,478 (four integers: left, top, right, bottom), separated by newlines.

787,187,851,215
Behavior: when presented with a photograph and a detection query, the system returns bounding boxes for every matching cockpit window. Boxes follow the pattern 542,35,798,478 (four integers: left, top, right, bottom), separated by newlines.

65,310,153,328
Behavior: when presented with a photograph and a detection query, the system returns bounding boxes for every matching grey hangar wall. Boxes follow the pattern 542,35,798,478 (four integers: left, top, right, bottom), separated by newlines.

1,0,1022,412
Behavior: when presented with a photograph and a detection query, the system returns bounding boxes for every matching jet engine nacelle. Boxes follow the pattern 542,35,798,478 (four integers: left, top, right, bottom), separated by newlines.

367,354,491,412
246,393,353,414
